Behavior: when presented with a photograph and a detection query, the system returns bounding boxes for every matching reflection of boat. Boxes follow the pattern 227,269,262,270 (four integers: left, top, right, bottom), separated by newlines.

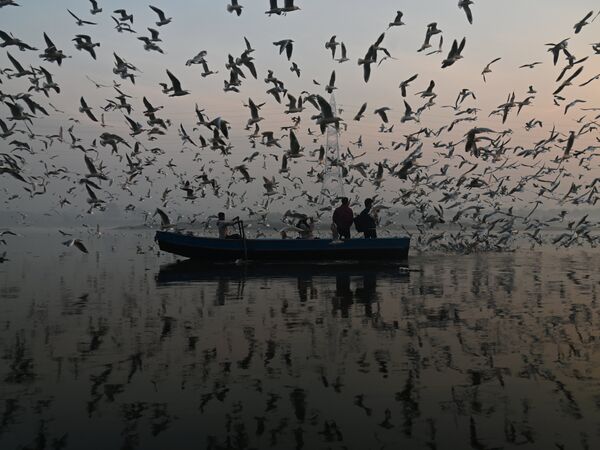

156,259,411,285
155,231,410,262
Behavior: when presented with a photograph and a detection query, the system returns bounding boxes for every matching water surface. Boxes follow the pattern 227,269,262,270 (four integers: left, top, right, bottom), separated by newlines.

1,230,599,449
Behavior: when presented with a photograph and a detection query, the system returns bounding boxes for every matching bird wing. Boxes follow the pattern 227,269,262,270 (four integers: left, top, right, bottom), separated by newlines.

143,96,153,111
6,51,24,72
85,184,98,201
149,5,166,21
290,130,300,154
463,4,473,24
67,9,80,21
43,32,55,49
329,70,336,86
316,95,333,117
84,155,98,175
166,70,182,91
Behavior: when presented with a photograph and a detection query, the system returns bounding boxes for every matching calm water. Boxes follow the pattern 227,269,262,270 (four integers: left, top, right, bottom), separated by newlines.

1,230,600,449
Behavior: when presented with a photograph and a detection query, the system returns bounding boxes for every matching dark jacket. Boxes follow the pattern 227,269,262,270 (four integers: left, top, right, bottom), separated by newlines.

333,205,354,229
355,208,376,232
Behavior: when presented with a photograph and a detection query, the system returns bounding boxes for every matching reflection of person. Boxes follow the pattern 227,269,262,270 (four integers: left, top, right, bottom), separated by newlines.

217,212,241,239
333,274,353,318
355,273,377,318
332,197,354,240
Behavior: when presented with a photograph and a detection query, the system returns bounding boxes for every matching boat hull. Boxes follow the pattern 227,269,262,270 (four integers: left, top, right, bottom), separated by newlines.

155,231,410,262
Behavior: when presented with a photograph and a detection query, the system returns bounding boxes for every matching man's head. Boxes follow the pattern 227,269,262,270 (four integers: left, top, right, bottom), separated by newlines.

341,197,349,206
218,212,225,220
364,198,373,208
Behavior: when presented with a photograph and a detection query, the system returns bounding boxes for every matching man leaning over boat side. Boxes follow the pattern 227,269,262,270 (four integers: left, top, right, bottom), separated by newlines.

217,212,241,239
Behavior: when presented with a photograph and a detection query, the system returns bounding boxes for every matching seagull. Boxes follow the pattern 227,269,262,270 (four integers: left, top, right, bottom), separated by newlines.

5,51,31,77
67,9,97,26
388,11,405,29
62,239,88,254
358,45,376,82
553,66,583,95
227,0,243,16
147,27,161,42
458,0,474,24
325,70,336,94
374,107,391,123
273,39,294,60
40,33,69,66
0,1,19,8
519,61,542,69
0,30,36,51
265,0,282,15
401,100,417,123
290,62,301,77
113,9,133,23
353,102,367,121
149,5,171,26
481,57,501,82
335,42,349,63
580,73,600,87
281,0,300,13
246,98,263,126
89,0,102,15
79,97,98,122
418,22,442,52
574,11,599,34
164,70,189,96
313,95,341,133
399,74,418,97
442,37,466,68
72,34,100,60
417,80,436,98
325,35,339,59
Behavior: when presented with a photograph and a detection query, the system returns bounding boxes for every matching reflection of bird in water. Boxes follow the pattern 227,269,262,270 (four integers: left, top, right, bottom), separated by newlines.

62,238,88,253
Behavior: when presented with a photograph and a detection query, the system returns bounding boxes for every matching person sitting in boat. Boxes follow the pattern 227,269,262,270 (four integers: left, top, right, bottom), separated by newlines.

296,216,315,239
217,212,241,239
355,198,378,239
332,197,354,240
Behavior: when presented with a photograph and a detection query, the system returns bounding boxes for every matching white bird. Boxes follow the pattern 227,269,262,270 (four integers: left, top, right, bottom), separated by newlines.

325,70,336,94
335,42,349,63
227,0,243,16
458,0,474,24
442,37,466,68
325,35,339,59
89,0,101,14
481,57,501,82
79,97,98,122
62,239,89,254
388,11,405,29
149,5,172,26
374,107,391,123
164,70,189,96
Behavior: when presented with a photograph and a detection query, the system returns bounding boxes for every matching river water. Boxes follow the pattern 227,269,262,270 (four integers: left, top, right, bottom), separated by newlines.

1,229,599,449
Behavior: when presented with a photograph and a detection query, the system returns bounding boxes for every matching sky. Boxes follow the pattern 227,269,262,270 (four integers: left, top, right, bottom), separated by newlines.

1,0,600,224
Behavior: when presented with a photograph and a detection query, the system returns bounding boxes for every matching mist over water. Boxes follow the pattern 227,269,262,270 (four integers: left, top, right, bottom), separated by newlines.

1,230,600,449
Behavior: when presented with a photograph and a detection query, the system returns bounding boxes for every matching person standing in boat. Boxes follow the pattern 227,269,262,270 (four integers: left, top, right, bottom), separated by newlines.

217,212,241,239
355,198,377,239
332,197,354,240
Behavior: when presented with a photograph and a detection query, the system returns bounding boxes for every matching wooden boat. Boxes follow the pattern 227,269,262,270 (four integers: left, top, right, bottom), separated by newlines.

155,228,410,262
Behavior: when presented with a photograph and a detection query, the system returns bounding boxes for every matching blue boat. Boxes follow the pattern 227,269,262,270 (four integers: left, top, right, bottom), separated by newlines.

155,230,410,262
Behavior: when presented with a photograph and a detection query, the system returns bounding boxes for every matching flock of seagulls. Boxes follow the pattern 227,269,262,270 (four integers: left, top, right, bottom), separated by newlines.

1,1,600,257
